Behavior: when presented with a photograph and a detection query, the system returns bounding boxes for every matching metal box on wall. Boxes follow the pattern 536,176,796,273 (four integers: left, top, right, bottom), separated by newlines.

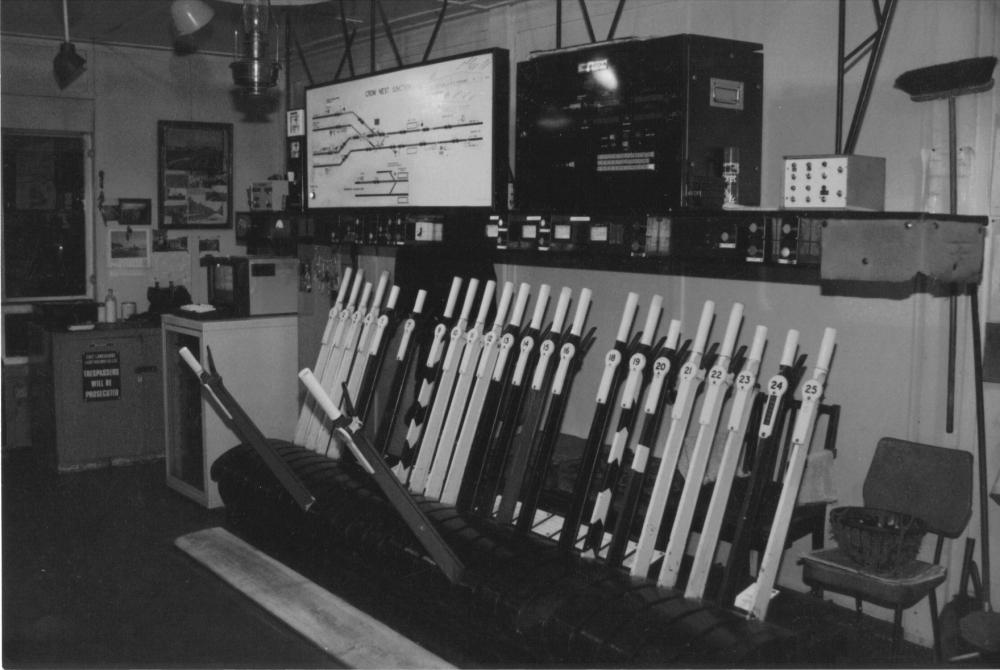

782,155,885,210
249,180,290,211
515,34,763,213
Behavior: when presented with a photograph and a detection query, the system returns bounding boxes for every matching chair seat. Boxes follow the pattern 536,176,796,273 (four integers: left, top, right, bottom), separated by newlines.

801,547,947,610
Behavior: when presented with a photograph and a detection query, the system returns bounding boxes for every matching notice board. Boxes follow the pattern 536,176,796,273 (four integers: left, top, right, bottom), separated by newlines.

82,350,121,401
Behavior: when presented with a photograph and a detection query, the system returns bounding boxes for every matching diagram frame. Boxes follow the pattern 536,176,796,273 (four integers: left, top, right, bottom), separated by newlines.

304,48,509,214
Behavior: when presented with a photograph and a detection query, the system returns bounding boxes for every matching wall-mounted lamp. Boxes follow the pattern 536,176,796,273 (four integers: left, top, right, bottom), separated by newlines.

53,0,86,89
230,0,281,97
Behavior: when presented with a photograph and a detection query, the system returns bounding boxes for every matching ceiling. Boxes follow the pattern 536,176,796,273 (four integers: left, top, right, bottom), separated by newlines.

0,0,510,56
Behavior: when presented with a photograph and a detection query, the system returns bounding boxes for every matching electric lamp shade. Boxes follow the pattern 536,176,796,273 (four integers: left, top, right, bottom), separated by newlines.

53,42,86,89
171,0,216,36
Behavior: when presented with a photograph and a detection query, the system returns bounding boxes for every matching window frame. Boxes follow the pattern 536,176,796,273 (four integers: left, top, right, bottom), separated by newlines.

1,128,94,303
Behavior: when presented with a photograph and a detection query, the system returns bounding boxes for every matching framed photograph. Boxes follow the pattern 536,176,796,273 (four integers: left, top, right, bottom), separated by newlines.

118,198,151,226
158,121,232,229
108,228,151,269
198,237,220,252
153,230,188,252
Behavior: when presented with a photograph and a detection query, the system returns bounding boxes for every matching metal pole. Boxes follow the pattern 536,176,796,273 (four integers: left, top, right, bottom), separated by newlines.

284,12,292,110
606,0,626,41
970,286,992,609
423,0,448,62
836,0,845,153
556,0,562,49
369,0,375,73
291,23,315,87
844,0,897,154
577,0,596,43
946,97,958,432
333,27,356,80
338,0,354,78
375,0,403,68
844,33,877,69
948,97,958,213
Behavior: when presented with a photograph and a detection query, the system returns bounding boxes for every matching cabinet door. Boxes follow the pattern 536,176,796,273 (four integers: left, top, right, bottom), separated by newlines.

52,332,145,469
134,330,165,458
163,329,205,495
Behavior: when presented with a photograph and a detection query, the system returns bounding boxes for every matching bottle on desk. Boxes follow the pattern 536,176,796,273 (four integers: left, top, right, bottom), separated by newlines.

104,289,118,323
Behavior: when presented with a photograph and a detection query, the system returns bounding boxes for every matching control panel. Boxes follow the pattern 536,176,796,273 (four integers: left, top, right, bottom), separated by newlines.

783,155,885,211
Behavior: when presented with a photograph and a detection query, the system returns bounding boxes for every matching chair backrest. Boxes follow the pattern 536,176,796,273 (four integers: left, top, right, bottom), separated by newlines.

863,437,973,538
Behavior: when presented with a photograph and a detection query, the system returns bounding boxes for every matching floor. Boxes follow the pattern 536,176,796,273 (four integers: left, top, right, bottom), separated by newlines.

2,447,941,669
2,450,335,669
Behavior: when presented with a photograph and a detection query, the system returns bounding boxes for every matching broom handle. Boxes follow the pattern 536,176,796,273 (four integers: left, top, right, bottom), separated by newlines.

970,285,992,610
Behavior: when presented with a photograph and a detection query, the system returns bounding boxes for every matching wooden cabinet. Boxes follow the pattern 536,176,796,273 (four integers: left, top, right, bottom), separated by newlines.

39,325,164,471
162,314,297,508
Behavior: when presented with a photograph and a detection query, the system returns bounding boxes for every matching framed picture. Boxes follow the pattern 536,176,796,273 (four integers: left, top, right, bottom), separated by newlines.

158,121,232,229
118,198,151,226
108,228,151,269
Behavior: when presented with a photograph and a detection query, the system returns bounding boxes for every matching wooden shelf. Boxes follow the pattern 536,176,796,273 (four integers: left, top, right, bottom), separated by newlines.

318,210,986,288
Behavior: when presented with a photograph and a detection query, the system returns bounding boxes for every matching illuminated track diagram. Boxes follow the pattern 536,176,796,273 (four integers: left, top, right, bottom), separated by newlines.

312,111,483,167
310,110,485,202
353,169,408,199
306,52,497,207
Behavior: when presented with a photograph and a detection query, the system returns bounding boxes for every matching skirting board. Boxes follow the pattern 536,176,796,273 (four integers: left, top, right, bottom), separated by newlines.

175,527,453,669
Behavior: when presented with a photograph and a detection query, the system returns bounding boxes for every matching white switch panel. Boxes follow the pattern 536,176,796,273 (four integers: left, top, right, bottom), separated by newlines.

782,154,885,210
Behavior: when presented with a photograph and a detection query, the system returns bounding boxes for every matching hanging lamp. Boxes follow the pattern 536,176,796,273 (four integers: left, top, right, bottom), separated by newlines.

53,0,86,89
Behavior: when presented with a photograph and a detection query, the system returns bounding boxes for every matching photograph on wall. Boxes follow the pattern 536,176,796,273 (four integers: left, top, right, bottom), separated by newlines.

158,121,232,229
108,228,151,269
118,198,151,226
198,237,220,252
153,230,188,252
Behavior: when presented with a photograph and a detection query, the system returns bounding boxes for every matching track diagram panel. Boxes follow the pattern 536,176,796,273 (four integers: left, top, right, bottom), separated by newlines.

306,52,499,209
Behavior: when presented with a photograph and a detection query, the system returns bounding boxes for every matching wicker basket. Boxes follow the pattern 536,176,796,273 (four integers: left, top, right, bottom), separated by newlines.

829,506,927,574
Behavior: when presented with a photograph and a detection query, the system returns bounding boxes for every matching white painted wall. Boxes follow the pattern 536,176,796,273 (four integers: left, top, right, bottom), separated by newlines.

287,0,1000,647
1,35,285,310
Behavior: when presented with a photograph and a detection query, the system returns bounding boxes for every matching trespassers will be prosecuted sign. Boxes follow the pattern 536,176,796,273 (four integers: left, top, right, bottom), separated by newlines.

82,350,121,401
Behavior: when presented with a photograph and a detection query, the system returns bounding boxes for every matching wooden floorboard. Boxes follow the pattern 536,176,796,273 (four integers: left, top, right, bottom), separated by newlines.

175,527,454,669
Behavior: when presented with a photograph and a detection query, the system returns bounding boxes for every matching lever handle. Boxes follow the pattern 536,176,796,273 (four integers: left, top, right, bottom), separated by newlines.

616,292,640,343
529,284,551,331
639,295,663,347
442,276,463,319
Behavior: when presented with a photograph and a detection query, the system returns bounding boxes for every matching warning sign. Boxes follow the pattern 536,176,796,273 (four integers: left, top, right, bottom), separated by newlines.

82,350,121,401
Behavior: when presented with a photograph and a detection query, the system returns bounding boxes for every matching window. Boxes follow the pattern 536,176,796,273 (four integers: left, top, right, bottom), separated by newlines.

2,131,91,301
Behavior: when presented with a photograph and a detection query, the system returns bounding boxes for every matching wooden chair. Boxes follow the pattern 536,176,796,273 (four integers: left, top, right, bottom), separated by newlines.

800,437,973,661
